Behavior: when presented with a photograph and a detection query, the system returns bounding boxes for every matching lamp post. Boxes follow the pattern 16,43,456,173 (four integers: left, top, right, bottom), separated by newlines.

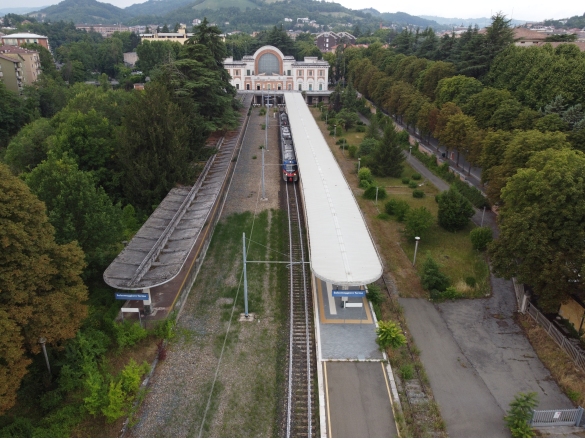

409,145,412,158
412,236,420,266
39,337,51,375
358,157,361,173
481,206,486,227
334,124,337,142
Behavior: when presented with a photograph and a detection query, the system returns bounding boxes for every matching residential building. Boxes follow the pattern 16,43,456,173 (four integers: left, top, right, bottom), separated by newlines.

0,45,42,84
0,53,25,93
140,25,194,45
0,32,49,50
75,24,145,38
314,31,356,52
513,27,548,46
224,45,329,92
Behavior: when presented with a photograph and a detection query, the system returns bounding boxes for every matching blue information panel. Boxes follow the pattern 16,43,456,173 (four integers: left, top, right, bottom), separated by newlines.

115,292,149,301
332,290,366,297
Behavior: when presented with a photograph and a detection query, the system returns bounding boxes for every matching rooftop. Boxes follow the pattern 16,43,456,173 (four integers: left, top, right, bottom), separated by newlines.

1,32,48,39
284,92,382,286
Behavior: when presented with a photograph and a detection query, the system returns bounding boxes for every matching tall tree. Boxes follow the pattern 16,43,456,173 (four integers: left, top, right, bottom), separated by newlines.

25,156,123,275
490,148,585,312
437,187,475,231
369,124,405,177
0,163,88,414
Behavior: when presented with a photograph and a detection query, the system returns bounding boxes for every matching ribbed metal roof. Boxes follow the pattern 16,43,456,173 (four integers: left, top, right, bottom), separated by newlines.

284,92,383,285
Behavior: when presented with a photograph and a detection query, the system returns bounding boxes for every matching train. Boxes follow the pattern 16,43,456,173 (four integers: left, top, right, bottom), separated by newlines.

279,111,298,182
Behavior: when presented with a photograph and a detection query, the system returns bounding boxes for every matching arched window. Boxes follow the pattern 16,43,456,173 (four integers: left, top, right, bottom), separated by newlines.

258,53,279,75
246,84,250,90
298,84,302,91
257,85,261,90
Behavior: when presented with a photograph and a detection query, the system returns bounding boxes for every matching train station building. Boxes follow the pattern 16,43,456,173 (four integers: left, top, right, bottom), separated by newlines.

223,45,331,104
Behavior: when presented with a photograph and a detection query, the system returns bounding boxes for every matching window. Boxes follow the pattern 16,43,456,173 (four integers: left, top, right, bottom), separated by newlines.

287,70,291,76
236,84,239,89
288,84,292,90
298,84,302,91
319,84,322,90
268,84,271,90
257,85,261,90
247,69,250,75
246,84,250,90
278,84,281,90
309,84,312,91
297,70,303,77
308,70,313,76
258,52,279,75
319,70,324,76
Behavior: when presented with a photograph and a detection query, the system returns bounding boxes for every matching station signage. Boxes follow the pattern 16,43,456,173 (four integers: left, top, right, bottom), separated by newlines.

332,290,366,297
115,292,149,301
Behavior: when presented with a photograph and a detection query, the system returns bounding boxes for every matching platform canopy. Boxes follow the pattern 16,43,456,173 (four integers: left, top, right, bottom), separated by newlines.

284,92,383,286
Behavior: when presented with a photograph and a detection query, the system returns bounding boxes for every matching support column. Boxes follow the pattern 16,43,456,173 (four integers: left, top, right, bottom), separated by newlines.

143,287,152,315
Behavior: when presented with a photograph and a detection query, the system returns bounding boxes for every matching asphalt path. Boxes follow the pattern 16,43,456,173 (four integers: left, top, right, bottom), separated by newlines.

325,362,398,438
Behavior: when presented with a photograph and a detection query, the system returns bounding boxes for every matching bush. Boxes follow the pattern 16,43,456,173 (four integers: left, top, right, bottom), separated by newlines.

366,284,385,306
437,187,475,232
348,145,358,158
360,179,372,189
358,167,374,185
259,107,266,115
112,320,148,351
376,320,406,350
421,255,450,291
505,392,538,438
261,124,266,130
412,189,424,198
470,227,493,251
335,137,346,145
356,125,366,132
430,286,462,301
411,173,421,180
404,207,433,240
153,313,176,340
465,276,477,287
377,212,390,220
329,130,335,135
400,364,414,380
385,199,410,221
401,177,410,184
408,181,418,189
363,185,387,200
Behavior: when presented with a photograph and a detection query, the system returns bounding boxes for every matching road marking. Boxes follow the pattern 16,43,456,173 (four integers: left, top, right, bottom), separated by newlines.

318,279,372,324
324,361,333,438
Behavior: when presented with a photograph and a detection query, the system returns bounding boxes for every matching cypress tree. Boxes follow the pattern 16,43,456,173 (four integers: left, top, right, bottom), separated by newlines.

370,124,405,177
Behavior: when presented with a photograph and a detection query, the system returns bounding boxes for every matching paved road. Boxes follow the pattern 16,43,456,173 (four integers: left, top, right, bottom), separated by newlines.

325,362,398,438
400,298,509,438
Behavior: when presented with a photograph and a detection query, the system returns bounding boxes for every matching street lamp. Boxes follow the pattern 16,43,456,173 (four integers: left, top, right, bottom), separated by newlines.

358,157,361,173
334,124,337,142
39,337,51,375
412,237,420,266
409,145,412,158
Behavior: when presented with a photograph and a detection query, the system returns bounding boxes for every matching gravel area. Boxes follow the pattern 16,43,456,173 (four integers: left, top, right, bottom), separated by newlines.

129,107,285,438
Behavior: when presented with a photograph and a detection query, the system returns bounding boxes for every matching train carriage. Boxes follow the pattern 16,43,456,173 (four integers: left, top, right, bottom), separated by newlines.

279,111,298,182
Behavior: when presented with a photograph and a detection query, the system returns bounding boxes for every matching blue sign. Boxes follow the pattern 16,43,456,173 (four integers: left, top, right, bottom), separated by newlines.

332,290,366,297
115,292,149,301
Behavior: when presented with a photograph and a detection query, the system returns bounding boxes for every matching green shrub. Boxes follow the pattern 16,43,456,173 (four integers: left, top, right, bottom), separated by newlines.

348,145,358,158
411,173,421,180
329,130,335,135
400,364,414,380
412,189,424,198
402,177,410,184
102,380,127,423
112,320,148,351
358,166,374,184
359,138,378,156
470,227,493,251
421,255,450,291
261,124,266,130
360,179,372,189
408,181,418,189
153,313,176,340
430,286,462,301
404,207,433,240
336,137,346,145
355,125,366,132
259,107,266,115
505,392,538,438
83,368,106,416
465,276,477,287
363,185,387,200
377,212,390,220
437,187,475,232
385,199,410,221
376,320,406,350
366,284,385,306
119,359,150,394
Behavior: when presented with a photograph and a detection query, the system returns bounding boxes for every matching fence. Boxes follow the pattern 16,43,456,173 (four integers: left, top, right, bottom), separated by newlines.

513,278,585,373
531,407,583,427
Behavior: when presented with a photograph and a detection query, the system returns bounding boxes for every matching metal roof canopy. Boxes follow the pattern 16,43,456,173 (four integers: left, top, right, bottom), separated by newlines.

284,92,382,286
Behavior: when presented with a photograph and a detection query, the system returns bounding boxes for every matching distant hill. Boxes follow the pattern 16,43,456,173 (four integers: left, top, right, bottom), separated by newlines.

419,15,527,28
544,13,585,29
359,8,438,28
36,0,128,24
0,6,54,16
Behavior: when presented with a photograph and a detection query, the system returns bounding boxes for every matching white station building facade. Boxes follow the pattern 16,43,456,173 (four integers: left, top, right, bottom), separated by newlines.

223,45,331,104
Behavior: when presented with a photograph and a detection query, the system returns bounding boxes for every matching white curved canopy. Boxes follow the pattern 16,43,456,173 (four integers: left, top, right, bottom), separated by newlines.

284,92,382,285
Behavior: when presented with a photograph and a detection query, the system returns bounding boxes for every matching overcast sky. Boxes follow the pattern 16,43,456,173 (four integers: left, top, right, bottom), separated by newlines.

1,0,583,22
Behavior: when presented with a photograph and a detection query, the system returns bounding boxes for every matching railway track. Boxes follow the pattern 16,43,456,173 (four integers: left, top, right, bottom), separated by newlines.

284,182,318,438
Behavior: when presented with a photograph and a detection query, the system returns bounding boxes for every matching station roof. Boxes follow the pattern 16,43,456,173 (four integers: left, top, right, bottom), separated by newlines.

284,92,383,286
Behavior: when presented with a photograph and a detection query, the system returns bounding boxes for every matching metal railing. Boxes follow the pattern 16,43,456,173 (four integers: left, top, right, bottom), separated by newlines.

531,407,583,427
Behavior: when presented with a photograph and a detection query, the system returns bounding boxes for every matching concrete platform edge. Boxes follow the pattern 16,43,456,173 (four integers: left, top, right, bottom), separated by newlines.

313,274,328,438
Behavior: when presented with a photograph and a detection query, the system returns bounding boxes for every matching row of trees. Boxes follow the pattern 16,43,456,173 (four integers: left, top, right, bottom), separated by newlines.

341,15,585,312
0,20,237,427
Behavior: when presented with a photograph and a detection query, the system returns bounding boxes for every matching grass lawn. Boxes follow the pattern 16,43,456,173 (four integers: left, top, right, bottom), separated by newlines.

310,107,490,299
